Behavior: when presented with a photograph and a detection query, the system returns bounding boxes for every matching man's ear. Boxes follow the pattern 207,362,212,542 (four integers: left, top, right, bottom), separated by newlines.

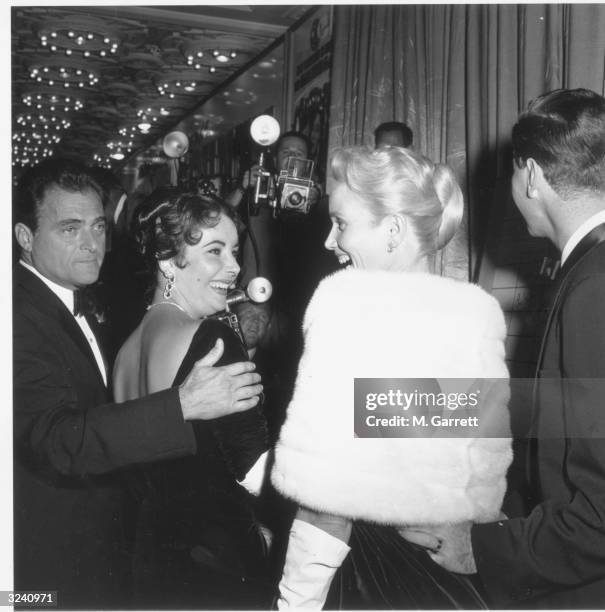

386,213,407,247
15,223,34,254
526,158,544,199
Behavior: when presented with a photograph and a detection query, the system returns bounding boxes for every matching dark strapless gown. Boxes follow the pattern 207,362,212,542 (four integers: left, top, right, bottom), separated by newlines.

131,318,272,610
324,523,488,610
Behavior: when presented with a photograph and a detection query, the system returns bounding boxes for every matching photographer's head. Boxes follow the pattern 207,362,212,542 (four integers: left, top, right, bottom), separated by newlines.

276,131,311,171
511,88,605,243
374,122,413,149
135,190,240,318
14,158,106,290
325,146,463,272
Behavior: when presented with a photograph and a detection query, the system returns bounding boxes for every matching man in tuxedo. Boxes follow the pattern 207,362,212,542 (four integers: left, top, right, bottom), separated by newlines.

402,88,605,607
13,158,263,608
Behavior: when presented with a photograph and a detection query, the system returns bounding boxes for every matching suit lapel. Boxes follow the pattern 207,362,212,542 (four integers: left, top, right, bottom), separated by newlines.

526,222,605,495
527,222,605,464
535,221,605,373
14,265,106,387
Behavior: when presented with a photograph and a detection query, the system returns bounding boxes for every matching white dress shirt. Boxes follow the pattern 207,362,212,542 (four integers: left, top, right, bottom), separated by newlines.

561,209,605,266
113,192,128,224
19,260,107,385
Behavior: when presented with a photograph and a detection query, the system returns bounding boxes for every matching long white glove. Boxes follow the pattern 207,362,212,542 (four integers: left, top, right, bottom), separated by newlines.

277,518,351,610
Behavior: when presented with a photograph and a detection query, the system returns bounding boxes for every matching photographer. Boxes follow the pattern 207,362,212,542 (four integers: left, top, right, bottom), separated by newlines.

227,131,334,432
227,131,320,218
226,131,323,346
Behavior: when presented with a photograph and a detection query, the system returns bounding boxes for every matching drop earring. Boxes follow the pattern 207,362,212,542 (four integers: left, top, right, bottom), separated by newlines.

387,241,395,253
163,270,175,299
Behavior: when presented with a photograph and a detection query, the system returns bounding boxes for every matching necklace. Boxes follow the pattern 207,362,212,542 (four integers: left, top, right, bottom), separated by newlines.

146,300,189,315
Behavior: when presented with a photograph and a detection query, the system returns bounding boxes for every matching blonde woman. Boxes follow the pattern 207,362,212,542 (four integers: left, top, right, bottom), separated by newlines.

272,146,511,609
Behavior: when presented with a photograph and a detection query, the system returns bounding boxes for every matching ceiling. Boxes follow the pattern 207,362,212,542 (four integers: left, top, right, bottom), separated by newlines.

11,4,311,171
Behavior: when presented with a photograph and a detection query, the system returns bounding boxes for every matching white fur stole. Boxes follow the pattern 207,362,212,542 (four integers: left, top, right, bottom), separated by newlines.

271,268,512,525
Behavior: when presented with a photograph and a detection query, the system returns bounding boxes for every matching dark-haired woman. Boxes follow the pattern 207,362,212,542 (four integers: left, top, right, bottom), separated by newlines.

113,192,272,609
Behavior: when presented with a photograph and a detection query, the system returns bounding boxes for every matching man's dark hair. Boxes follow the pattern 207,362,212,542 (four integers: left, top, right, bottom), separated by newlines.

374,121,413,148
276,130,311,155
512,88,605,197
15,158,104,233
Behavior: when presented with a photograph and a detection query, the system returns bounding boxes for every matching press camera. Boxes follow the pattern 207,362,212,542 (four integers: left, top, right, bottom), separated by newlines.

249,115,317,216
276,157,315,215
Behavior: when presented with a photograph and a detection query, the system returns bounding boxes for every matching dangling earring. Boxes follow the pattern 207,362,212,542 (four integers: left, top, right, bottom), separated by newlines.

163,270,175,299
387,241,395,253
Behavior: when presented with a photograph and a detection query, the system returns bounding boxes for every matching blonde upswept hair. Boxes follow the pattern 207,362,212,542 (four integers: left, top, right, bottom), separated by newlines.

330,146,463,257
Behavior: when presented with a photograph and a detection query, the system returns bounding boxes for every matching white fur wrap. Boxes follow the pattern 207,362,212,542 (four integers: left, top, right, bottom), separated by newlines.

271,268,512,525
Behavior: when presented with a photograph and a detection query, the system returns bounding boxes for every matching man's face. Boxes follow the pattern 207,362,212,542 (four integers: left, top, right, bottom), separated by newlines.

276,136,308,171
27,186,106,290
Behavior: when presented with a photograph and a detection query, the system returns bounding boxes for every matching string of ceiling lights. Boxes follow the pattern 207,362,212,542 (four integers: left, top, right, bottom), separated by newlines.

37,16,120,58
15,44,241,168
11,6,282,171
105,47,240,166
14,48,102,166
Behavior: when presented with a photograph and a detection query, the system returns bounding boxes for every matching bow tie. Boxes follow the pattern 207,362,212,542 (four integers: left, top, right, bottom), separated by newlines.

73,287,106,323
73,288,96,317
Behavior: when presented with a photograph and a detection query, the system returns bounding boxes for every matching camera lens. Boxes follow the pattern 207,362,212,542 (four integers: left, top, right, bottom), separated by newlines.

288,191,304,206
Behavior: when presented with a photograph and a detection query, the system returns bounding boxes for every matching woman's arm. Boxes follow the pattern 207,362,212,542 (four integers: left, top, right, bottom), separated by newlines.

277,507,352,610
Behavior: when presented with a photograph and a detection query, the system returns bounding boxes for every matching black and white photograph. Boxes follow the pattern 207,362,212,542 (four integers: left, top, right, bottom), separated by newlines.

7,1,605,610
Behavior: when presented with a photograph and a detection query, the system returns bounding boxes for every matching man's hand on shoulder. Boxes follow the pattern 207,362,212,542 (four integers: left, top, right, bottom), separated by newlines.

178,339,263,420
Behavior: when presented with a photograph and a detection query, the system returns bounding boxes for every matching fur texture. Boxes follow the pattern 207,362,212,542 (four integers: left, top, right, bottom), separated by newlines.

271,268,512,526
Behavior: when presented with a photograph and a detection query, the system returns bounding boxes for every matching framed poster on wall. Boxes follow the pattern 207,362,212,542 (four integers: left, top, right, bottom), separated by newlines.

291,7,332,182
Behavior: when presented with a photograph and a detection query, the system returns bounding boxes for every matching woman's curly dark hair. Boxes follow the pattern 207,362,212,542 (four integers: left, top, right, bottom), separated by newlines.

133,188,238,280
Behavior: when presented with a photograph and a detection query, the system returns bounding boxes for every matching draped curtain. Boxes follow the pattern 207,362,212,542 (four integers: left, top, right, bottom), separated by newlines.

328,4,605,281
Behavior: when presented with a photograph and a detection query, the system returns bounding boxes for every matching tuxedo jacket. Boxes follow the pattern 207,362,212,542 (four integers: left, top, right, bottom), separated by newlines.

13,264,196,609
472,224,605,609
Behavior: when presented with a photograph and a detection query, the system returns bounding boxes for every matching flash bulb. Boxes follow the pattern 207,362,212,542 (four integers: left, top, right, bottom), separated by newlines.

250,115,280,147
247,277,273,303
162,131,189,158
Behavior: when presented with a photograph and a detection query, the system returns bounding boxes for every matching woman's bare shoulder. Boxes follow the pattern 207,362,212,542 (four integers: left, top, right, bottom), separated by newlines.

141,310,200,392
113,324,144,401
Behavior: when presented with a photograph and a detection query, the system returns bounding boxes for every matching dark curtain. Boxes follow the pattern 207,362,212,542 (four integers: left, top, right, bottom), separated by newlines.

328,4,605,281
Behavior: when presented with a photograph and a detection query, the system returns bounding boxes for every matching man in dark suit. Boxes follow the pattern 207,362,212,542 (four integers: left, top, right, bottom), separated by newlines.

13,159,263,608
401,88,605,607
